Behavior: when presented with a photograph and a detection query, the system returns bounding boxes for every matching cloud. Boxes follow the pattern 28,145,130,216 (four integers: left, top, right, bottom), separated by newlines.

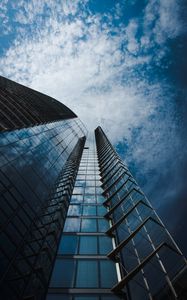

0,1,186,213
143,0,187,45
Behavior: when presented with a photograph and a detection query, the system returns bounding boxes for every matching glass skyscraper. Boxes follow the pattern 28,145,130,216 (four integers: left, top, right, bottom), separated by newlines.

0,76,186,300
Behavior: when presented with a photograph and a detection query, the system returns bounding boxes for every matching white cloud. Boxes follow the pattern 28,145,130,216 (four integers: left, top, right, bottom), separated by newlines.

143,0,186,45
0,0,185,180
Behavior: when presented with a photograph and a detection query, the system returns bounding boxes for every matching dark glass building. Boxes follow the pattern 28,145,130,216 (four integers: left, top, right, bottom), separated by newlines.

0,76,186,300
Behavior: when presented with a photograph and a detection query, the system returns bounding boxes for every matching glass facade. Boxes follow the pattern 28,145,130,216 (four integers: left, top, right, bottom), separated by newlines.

0,75,77,131
95,126,187,300
0,76,87,300
47,137,120,300
0,120,86,299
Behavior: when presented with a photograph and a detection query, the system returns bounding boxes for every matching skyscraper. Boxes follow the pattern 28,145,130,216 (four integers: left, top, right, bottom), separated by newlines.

0,76,186,300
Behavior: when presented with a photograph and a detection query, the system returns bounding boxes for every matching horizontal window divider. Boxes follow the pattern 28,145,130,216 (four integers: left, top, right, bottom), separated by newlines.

107,216,164,260
62,232,106,236
48,288,114,294
56,255,108,259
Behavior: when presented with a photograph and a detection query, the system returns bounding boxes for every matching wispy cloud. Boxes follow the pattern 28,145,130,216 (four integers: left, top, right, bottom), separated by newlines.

0,1,187,243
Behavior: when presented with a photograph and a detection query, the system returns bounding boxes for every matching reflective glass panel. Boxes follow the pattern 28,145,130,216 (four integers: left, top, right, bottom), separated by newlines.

64,218,80,232
58,235,78,254
81,219,97,232
79,236,97,254
100,260,118,288
50,259,75,287
76,260,98,287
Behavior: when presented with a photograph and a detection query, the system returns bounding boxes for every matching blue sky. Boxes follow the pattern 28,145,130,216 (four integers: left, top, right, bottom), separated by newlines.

0,0,187,254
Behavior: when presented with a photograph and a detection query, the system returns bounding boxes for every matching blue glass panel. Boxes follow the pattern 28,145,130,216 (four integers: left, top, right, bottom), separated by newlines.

71,195,83,203
84,195,96,203
81,219,97,232
58,235,78,254
79,236,97,254
100,261,118,288
68,205,81,216
98,219,109,232
97,195,105,203
76,260,98,287
85,187,95,194
99,236,113,254
97,206,107,216
73,187,84,194
83,205,96,216
63,218,80,232
50,259,75,287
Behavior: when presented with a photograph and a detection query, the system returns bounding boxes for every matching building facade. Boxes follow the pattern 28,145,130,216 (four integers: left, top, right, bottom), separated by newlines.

0,76,186,300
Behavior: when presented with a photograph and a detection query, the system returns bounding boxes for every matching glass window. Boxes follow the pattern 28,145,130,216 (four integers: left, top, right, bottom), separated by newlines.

58,235,78,254
83,205,97,216
68,205,81,216
97,206,107,216
75,180,86,187
99,236,113,254
81,219,97,232
98,219,109,232
76,260,98,287
76,175,85,180
96,187,103,194
50,259,75,287
100,261,118,288
79,236,97,254
86,175,95,180
97,195,105,204
73,187,84,194
71,195,83,203
84,195,96,203
64,218,80,232
85,181,95,187
85,187,95,194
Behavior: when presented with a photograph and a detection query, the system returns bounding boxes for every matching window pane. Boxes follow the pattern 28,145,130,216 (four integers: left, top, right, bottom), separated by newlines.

100,261,118,288
97,206,107,216
81,219,97,232
64,218,80,232
83,205,96,216
84,195,96,203
79,236,97,254
73,187,84,194
71,195,83,203
85,187,95,194
58,235,78,254
98,219,109,232
76,260,98,287
99,236,113,254
68,205,81,216
50,259,75,287
97,195,105,203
